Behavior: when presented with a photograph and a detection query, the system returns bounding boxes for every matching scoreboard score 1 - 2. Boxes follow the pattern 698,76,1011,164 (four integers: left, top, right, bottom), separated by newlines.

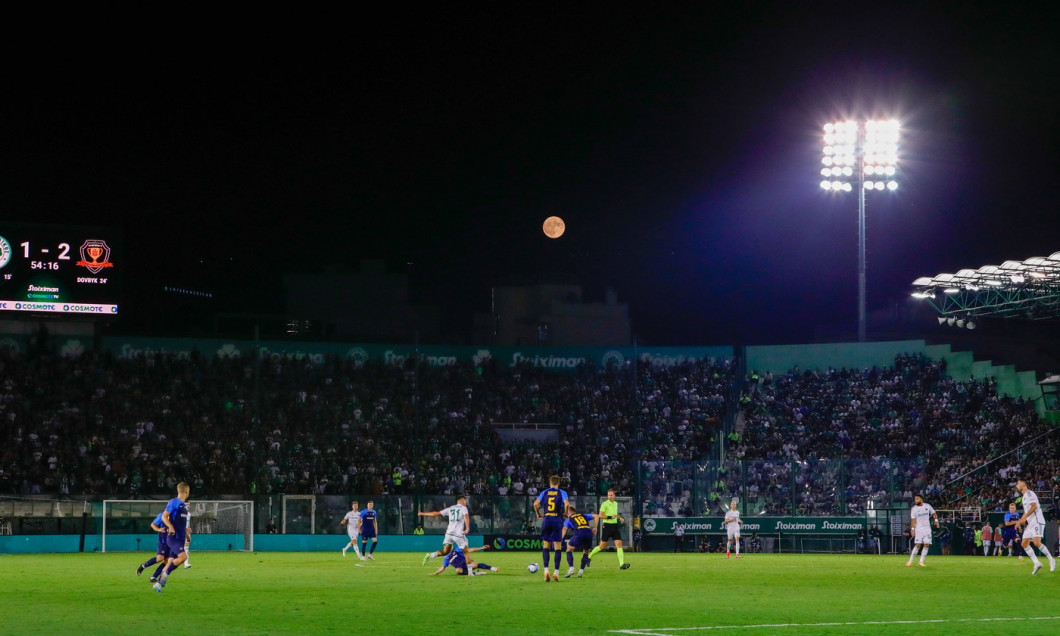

0,224,122,316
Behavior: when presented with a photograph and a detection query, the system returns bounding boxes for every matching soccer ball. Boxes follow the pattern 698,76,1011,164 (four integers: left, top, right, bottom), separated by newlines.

528,562,539,574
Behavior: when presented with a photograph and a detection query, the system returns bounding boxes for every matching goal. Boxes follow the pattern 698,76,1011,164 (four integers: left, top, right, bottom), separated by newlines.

101,499,254,552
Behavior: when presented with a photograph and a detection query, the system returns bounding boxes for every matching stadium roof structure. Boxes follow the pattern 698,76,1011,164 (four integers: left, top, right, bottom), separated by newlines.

911,251,1060,325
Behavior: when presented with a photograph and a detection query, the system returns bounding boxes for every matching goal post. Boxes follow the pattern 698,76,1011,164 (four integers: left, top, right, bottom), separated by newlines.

101,500,253,553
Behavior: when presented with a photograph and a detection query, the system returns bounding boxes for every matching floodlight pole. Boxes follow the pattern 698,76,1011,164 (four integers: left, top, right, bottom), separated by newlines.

857,146,867,343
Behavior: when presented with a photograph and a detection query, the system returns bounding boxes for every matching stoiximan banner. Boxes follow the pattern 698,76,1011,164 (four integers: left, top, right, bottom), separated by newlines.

641,517,866,535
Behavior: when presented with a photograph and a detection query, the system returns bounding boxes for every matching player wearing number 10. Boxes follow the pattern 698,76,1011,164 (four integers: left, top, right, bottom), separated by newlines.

533,475,570,582
419,495,470,565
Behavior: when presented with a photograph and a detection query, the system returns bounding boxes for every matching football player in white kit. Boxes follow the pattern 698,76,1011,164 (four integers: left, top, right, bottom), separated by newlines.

183,509,192,568
906,494,940,567
341,501,364,559
724,500,742,558
419,494,471,565
1015,479,1057,575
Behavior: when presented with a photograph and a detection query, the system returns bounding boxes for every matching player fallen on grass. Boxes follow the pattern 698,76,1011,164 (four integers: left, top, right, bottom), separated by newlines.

154,482,191,592
724,500,742,559
561,505,595,578
429,545,499,576
340,501,364,559
137,511,171,583
906,494,940,567
419,494,470,566
1015,479,1057,575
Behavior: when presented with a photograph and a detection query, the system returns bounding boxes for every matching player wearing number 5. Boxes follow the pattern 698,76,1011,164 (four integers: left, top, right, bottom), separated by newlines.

359,501,379,560
589,489,630,570
419,494,470,565
533,475,570,582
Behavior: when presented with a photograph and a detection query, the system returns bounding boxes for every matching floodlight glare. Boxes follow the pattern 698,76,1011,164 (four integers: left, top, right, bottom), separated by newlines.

821,180,832,190
832,181,843,190
822,156,833,166
884,166,895,176
887,181,898,190
842,183,852,192
874,182,885,190
864,181,875,189
824,123,834,133
842,166,853,177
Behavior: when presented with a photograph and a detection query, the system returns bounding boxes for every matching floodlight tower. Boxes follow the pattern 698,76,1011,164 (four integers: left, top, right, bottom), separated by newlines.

820,119,899,342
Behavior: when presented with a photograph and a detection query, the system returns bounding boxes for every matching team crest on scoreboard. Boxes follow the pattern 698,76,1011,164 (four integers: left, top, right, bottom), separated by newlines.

0,235,11,269
76,240,114,274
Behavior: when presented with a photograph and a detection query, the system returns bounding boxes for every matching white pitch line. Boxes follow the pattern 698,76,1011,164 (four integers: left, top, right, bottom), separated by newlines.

609,616,1060,634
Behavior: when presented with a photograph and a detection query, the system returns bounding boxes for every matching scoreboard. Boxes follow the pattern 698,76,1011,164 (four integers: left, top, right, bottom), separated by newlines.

0,223,122,317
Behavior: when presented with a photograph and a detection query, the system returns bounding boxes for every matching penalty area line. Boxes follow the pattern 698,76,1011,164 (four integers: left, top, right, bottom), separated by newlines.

609,616,1060,634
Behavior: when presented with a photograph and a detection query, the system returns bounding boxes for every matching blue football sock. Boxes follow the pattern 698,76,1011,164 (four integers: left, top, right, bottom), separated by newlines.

542,549,550,569
370,541,377,554
553,550,562,569
567,551,574,567
476,563,492,570
152,563,165,578
581,553,590,569
141,557,158,570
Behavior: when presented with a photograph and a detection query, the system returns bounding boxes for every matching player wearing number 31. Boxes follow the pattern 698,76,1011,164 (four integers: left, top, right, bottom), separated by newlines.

905,494,940,567
419,494,471,565
1015,479,1057,575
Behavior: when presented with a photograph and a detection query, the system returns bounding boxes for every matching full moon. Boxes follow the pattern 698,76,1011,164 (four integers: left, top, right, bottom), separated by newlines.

542,216,566,239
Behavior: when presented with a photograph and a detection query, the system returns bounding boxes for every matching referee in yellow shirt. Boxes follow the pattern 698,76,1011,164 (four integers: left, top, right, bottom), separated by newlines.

589,489,631,569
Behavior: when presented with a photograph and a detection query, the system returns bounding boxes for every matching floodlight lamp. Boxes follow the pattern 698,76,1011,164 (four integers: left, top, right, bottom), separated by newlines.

865,165,875,175
822,156,833,166
944,288,959,294
842,183,852,192
956,319,965,328
831,181,843,190
823,145,834,155
985,280,1003,286
824,133,835,144
842,166,853,177
887,181,898,190
864,181,875,190
824,123,834,133
937,316,947,325
821,180,832,190
884,166,896,176
966,321,976,330
946,317,956,326
820,168,830,177
874,182,885,190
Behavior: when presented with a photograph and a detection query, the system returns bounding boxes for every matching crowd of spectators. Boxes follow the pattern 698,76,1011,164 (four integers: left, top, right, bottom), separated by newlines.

1,346,1056,522
735,353,1059,515
0,348,730,503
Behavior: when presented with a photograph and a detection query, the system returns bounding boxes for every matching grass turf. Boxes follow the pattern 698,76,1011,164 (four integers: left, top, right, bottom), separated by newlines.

1,551,1058,635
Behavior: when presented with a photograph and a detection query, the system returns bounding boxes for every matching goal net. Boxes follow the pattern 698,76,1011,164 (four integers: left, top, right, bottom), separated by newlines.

101,499,253,552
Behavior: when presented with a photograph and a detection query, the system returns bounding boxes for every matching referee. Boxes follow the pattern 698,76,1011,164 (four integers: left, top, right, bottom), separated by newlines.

589,489,631,570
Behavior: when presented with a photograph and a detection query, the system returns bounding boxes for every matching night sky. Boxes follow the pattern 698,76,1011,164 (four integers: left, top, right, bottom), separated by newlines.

2,4,1057,344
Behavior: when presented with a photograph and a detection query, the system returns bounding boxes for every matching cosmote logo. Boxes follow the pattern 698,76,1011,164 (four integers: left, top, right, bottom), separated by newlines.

643,518,657,532
601,350,625,367
493,538,506,550
0,235,11,269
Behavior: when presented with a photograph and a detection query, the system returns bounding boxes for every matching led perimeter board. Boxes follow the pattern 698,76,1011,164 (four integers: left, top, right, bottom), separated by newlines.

0,223,122,317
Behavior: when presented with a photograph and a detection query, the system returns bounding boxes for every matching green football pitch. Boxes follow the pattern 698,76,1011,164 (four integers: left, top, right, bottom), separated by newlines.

1,551,1057,635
